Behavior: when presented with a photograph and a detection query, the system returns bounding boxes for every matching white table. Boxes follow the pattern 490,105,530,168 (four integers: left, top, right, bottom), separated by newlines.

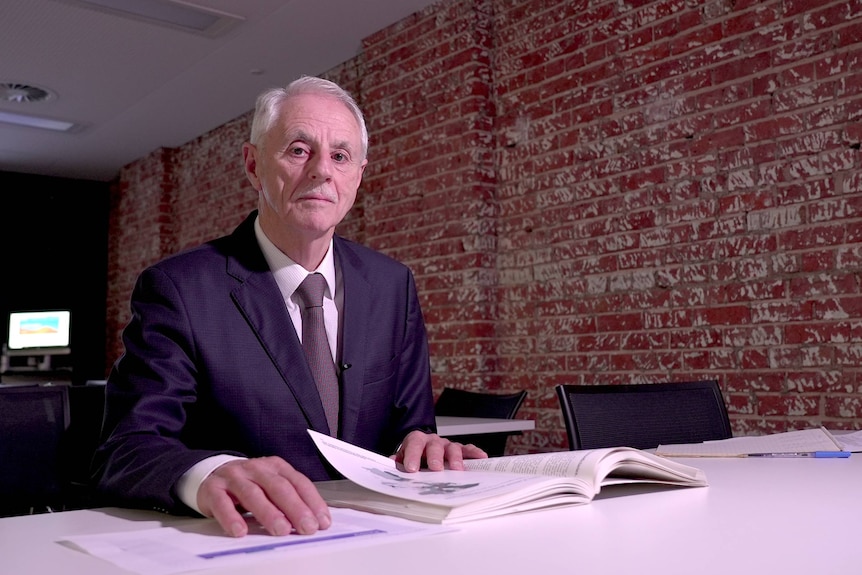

435,415,535,437
1,455,859,575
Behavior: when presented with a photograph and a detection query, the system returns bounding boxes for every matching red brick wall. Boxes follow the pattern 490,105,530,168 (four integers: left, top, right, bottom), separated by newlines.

106,0,862,453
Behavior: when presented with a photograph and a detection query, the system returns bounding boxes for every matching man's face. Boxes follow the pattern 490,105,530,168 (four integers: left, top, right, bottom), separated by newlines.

244,93,367,242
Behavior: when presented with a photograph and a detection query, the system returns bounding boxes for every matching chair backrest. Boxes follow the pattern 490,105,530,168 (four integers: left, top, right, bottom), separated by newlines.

555,380,732,451
0,384,70,516
434,388,527,419
434,388,528,456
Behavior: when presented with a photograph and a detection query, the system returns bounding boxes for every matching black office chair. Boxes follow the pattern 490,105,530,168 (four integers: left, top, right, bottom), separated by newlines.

434,387,528,457
0,384,70,517
555,380,732,450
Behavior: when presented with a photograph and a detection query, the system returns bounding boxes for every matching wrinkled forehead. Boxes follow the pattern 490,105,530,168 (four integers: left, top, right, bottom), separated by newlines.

277,94,362,147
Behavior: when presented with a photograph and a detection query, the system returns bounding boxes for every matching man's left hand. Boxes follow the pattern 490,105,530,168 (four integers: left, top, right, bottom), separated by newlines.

393,430,488,472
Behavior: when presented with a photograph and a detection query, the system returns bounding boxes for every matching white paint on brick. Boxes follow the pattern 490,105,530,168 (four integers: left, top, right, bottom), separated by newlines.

608,270,655,292
838,400,862,417
800,346,832,367
787,156,822,178
730,326,784,347
747,206,803,230
811,198,851,222
704,43,740,58
837,344,862,363
585,275,609,295
757,164,780,185
727,169,755,191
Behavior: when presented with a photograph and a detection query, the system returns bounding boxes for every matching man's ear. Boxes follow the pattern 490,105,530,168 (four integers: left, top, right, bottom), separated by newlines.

357,158,368,185
242,142,261,191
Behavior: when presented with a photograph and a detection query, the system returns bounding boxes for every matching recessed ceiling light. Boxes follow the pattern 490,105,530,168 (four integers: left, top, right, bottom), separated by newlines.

0,111,76,132
54,0,244,36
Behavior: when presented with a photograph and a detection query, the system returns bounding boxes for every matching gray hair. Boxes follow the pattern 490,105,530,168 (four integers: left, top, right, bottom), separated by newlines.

249,76,368,160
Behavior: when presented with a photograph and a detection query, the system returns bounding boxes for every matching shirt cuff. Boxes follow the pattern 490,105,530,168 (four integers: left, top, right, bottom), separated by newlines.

176,454,246,515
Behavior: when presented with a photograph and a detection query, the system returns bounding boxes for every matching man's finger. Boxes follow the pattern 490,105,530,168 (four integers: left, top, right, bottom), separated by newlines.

205,489,249,537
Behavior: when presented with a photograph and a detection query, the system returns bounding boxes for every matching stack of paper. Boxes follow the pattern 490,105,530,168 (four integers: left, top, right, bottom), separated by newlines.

655,427,851,458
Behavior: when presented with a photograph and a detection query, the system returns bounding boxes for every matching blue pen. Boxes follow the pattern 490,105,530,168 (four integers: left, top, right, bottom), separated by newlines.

747,451,851,458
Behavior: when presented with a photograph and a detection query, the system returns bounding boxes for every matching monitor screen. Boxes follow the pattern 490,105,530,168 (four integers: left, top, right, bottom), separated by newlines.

7,310,71,351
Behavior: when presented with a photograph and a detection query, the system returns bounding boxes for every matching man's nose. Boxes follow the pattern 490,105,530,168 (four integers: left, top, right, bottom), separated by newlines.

308,154,333,180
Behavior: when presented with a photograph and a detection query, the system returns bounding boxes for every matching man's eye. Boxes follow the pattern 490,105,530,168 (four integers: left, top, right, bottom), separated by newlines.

332,152,347,162
289,147,307,156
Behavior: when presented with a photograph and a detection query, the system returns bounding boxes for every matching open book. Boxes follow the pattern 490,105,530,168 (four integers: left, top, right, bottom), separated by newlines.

309,430,707,524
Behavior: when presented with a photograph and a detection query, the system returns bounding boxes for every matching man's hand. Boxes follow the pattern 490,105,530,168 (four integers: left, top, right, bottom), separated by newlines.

393,430,489,472
197,456,331,538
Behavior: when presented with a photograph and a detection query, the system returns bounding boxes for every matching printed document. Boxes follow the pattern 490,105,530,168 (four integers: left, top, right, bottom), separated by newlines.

59,507,451,575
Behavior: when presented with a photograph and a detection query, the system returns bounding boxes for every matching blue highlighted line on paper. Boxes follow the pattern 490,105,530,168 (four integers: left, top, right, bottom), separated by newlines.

747,451,851,459
198,529,385,559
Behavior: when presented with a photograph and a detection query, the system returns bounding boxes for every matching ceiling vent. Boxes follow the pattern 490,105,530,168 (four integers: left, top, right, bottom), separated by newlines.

1,83,56,104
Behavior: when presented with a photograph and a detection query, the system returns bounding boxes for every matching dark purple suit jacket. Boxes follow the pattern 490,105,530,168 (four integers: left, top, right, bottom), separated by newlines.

92,211,436,514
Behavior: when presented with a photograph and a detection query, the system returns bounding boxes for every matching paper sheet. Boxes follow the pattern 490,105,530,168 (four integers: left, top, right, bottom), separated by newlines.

833,429,862,452
59,507,452,575
655,427,848,457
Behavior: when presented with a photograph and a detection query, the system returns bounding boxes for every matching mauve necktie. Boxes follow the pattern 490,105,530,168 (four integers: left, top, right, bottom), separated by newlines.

295,273,339,435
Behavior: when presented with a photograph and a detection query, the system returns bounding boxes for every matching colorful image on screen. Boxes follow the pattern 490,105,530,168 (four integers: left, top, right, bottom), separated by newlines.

7,310,71,350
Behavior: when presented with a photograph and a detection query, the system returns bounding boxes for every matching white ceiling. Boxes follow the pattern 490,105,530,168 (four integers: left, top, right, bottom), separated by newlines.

0,0,440,182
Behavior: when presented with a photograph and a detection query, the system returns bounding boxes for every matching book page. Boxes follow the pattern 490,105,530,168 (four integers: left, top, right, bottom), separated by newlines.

655,427,844,457
463,447,706,487
462,449,608,488
308,430,568,507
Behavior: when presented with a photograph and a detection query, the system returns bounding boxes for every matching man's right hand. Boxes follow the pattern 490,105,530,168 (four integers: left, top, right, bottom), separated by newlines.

197,456,332,537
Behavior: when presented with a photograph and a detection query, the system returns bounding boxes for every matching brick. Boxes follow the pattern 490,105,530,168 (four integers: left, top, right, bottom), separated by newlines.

104,0,862,453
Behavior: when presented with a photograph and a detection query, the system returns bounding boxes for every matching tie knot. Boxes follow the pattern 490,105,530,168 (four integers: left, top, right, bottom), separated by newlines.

296,273,326,308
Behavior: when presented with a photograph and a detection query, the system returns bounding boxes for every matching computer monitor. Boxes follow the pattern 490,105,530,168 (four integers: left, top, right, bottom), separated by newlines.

4,310,71,370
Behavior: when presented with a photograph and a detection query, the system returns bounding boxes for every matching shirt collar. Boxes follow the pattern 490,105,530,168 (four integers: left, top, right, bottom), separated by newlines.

253,215,336,300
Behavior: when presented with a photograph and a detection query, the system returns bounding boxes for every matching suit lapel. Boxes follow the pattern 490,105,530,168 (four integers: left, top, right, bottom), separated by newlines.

333,238,371,443
225,214,330,434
